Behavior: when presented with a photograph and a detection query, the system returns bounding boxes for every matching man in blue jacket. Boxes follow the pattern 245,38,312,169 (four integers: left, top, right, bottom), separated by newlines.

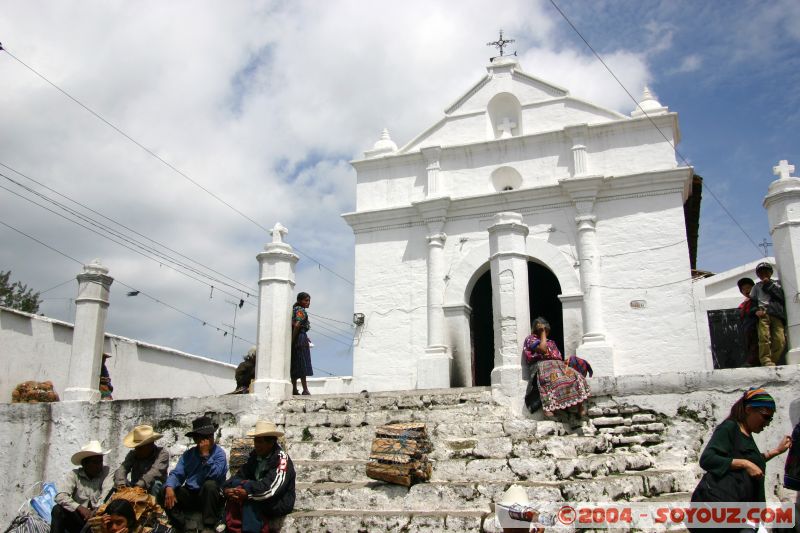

163,416,228,533
223,421,295,533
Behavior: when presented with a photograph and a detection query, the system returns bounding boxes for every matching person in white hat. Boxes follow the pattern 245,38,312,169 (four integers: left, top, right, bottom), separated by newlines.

51,440,113,533
222,421,296,533
113,424,169,496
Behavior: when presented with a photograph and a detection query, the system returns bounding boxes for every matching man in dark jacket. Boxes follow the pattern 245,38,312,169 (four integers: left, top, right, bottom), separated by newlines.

114,424,169,495
223,421,295,533
737,277,760,366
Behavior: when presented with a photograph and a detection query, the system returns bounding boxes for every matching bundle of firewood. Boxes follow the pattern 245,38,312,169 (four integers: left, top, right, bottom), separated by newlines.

229,437,254,472
365,422,432,487
11,381,59,403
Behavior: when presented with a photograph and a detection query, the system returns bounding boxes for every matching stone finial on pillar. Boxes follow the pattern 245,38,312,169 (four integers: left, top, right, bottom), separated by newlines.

63,260,113,402
763,159,800,364
253,223,299,400
487,212,530,412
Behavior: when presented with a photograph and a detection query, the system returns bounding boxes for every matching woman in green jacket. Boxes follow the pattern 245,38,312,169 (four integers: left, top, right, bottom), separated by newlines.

698,387,792,503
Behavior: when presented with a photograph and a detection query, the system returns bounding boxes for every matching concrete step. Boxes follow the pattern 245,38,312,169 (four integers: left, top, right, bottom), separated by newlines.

278,510,487,533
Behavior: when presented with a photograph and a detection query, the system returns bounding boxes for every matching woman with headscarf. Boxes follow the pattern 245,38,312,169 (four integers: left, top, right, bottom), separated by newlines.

693,388,792,509
522,317,590,417
290,292,313,396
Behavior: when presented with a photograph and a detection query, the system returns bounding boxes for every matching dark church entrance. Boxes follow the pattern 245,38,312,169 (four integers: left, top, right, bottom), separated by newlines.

469,261,563,386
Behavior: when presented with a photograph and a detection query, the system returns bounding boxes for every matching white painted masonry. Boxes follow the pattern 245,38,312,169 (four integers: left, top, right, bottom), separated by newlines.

344,55,701,392
0,306,235,401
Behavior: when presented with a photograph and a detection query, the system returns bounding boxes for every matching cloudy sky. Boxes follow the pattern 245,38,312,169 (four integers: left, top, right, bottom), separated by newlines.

1,0,798,377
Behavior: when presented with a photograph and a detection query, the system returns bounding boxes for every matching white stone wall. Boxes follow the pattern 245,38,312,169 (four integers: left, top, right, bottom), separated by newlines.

0,394,278,527
0,306,236,402
595,193,705,374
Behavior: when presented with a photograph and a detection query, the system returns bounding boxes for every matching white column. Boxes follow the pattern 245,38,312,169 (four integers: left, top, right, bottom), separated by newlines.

63,260,113,402
573,212,614,375
488,212,529,411
417,232,452,389
421,146,443,198
763,160,800,364
566,124,590,177
253,223,299,400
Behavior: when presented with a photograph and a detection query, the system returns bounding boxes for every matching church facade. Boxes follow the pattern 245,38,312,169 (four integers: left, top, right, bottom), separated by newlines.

343,55,706,394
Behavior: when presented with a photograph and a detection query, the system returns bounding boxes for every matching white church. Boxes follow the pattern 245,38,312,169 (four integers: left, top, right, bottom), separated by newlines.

343,53,706,395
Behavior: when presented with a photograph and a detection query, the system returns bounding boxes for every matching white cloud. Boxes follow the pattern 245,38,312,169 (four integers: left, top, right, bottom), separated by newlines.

671,54,702,74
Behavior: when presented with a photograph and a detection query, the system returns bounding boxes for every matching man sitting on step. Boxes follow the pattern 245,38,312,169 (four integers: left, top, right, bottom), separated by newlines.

223,421,296,533
163,416,228,533
114,424,170,496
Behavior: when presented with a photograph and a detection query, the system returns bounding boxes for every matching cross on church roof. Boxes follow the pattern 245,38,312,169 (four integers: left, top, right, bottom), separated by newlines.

497,117,517,139
487,30,515,58
773,159,796,180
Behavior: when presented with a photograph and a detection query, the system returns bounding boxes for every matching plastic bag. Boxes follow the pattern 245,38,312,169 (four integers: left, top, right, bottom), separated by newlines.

29,482,57,523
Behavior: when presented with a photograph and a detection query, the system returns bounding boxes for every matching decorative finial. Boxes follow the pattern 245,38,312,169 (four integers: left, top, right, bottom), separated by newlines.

270,222,288,244
773,160,796,181
642,86,655,101
487,30,516,59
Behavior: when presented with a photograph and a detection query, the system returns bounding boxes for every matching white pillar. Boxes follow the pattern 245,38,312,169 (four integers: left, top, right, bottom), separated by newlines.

63,260,113,402
565,125,590,177
253,223,299,400
421,146,443,198
573,213,614,375
560,176,615,375
763,160,800,364
488,212,529,411
417,231,451,389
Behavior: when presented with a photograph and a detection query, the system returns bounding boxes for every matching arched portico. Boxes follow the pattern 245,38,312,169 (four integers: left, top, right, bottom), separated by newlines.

443,236,582,387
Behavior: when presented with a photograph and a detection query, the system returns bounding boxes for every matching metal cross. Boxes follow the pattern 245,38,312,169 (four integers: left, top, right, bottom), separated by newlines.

487,30,515,57
759,238,772,256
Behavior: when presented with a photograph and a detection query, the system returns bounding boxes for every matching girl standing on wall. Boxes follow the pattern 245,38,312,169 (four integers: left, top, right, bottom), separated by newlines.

291,292,313,395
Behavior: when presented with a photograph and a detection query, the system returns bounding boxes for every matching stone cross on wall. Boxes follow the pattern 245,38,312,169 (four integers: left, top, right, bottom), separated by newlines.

497,117,516,139
270,222,288,244
773,160,796,180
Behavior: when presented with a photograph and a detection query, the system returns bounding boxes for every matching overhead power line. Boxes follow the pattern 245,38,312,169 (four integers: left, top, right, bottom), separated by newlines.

548,0,763,257
0,161,258,295
0,216,254,346
0,175,258,307
0,44,354,286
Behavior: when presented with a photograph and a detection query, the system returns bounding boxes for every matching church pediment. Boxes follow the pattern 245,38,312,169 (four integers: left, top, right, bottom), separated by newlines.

398,56,627,154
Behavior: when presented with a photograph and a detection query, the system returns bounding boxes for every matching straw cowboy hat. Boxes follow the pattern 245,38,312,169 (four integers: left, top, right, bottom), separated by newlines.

123,425,163,448
246,420,284,438
185,416,219,438
498,484,530,507
71,440,110,466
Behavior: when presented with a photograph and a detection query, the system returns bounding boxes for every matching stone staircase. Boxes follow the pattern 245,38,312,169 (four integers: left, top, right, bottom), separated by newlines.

268,387,703,532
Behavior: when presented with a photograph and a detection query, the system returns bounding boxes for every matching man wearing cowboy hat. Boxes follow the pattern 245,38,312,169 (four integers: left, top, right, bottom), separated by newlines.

222,421,295,533
51,440,114,533
163,416,228,533
113,424,170,496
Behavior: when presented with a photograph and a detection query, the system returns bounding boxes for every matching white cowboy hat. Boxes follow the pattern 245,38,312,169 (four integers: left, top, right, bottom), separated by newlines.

71,440,110,465
122,425,163,448
498,484,530,506
246,420,284,438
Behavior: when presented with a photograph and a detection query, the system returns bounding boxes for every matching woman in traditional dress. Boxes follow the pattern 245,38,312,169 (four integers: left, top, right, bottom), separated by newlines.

522,317,589,417
291,292,313,395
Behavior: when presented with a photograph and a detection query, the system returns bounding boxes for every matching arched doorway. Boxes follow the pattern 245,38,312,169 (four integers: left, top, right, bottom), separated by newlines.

469,261,564,386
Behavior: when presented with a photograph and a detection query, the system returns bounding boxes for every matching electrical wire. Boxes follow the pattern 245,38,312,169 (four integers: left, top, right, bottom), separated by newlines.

0,44,354,286
38,277,75,295
0,216,254,346
0,180,258,306
547,0,764,257
0,160,258,295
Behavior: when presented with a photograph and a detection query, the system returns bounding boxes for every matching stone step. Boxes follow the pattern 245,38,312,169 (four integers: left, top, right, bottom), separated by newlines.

292,470,693,513
278,510,487,533
279,387,494,414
